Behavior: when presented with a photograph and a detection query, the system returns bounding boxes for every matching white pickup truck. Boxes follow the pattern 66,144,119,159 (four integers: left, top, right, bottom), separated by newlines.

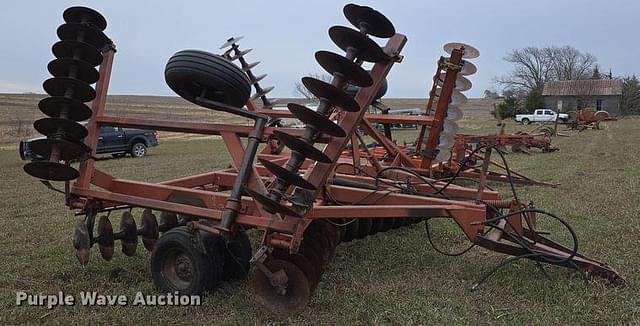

515,109,569,125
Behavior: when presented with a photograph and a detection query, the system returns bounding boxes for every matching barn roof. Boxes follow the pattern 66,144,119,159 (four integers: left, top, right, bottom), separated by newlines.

542,79,623,96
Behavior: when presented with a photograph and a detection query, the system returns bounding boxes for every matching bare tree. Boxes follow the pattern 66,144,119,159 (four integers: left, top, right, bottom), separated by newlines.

496,47,554,92
496,46,597,93
547,46,597,81
293,73,332,99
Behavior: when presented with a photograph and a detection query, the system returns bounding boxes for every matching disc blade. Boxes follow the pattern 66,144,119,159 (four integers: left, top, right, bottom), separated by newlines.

437,73,472,92
250,259,311,318
48,58,99,84
301,77,359,112
270,249,319,291
119,211,138,256
273,130,332,163
97,215,114,261
460,60,478,76
39,96,93,121
443,42,480,59
140,209,159,251
52,40,103,67
29,138,90,161
43,77,96,102
439,134,455,148
287,103,346,137
258,157,317,190
443,120,459,134
220,36,244,49
244,188,302,217
447,106,464,121
315,51,372,87
343,4,395,38
57,23,110,49
34,117,88,140
63,6,107,31
433,88,468,106
328,26,389,63
23,161,79,181
73,219,90,265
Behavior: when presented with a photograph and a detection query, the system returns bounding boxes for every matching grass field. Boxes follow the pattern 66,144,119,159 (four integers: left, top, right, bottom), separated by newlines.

1,107,638,324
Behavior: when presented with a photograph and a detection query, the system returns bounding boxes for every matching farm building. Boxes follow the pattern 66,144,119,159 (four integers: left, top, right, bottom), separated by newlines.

542,79,623,115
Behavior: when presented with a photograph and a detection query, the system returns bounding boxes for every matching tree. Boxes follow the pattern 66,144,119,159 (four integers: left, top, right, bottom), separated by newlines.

496,46,597,93
621,75,640,115
491,94,525,118
293,73,332,99
591,65,601,79
524,89,545,112
484,89,500,98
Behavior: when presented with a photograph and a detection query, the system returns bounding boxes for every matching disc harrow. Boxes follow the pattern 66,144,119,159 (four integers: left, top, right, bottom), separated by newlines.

21,4,625,319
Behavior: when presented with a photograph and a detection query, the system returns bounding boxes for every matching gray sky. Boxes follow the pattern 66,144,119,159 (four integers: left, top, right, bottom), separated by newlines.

1,0,638,98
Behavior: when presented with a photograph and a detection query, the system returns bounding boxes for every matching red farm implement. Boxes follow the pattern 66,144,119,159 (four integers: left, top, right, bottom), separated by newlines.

23,4,623,318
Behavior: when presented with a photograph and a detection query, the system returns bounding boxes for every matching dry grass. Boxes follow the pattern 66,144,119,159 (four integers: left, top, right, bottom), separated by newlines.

0,97,638,324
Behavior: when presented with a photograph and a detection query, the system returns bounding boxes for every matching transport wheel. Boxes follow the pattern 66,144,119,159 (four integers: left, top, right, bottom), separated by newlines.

220,231,252,281
165,50,251,108
130,142,146,157
151,226,222,295
251,259,311,318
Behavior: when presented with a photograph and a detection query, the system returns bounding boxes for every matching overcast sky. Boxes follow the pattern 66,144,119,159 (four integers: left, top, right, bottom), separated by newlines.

1,0,638,99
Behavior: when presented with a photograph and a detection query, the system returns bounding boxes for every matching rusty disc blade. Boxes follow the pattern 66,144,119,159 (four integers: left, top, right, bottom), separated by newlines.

459,60,478,76
301,77,359,112
43,77,96,103
329,26,389,63
73,219,91,266
447,106,464,121
443,42,480,59
24,161,78,181
52,40,103,67
272,130,332,163
258,158,317,190
48,58,99,84
355,218,372,239
140,209,159,251
97,215,114,261
301,238,327,272
287,103,346,138
271,249,319,292
34,117,88,140
39,96,93,121
315,51,372,87
119,211,138,256
63,6,107,31
57,23,110,49
29,138,89,161
251,259,311,318
343,4,395,38
244,188,302,218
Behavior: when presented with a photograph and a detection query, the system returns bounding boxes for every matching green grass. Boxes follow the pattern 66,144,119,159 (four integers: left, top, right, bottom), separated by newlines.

1,117,639,324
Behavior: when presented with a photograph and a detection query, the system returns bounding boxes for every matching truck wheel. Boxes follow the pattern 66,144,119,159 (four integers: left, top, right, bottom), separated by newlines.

151,227,222,295
521,118,531,125
131,142,147,158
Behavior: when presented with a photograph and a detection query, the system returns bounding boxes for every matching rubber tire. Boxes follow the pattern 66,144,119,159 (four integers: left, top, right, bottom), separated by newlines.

165,50,251,108
150,226,222,295
130,142,146,158
521,118,531,125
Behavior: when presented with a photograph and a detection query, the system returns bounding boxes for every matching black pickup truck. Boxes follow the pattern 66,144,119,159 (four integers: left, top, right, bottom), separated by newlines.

20,126,159,160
